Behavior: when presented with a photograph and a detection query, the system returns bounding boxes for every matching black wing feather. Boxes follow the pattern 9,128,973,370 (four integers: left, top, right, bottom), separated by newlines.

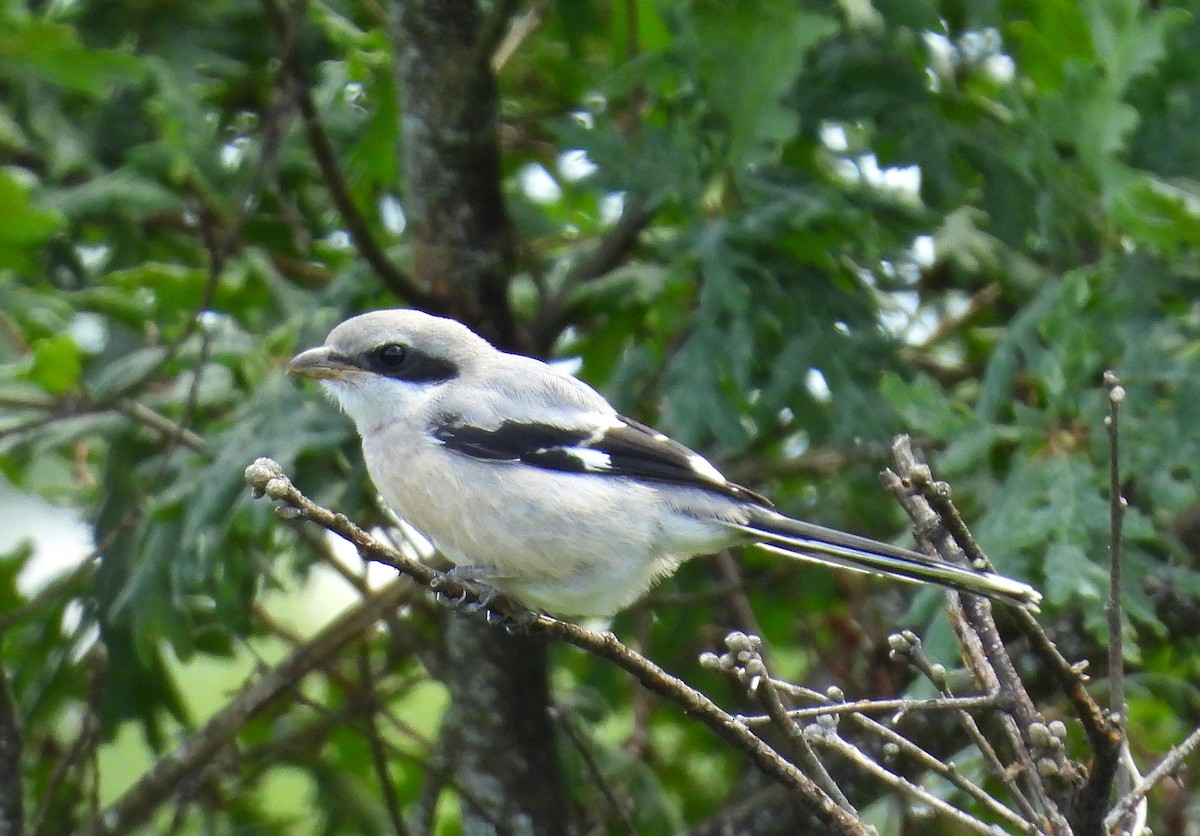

430,413,772,507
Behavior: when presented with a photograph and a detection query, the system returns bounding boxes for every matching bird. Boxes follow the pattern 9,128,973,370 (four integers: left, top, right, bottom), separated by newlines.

287,309,1041,618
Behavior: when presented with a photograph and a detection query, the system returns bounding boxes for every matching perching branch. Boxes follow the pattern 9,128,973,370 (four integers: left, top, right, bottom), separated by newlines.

242,457,868,835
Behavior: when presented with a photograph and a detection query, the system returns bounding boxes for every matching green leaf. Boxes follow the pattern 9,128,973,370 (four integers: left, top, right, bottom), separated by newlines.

43,170,184,220
86,347,171,399
0,18,143,93
24,334,83,394
683,0,837,166
1084,1,1188,93
1044,541,1104,601
1104,167,1200,252
0,169,64,266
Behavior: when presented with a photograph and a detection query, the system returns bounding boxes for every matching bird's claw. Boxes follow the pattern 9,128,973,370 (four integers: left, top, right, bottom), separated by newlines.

429,573,533,632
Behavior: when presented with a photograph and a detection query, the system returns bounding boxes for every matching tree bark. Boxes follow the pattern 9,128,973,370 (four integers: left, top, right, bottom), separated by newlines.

0,661,22,836
395,0,519,350
394,1,568,832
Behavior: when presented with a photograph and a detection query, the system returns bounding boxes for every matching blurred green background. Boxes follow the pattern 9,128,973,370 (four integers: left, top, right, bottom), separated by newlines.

2,0,1200,832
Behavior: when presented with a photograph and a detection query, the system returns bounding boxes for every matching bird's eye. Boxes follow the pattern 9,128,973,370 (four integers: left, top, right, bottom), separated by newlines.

374,344,407,367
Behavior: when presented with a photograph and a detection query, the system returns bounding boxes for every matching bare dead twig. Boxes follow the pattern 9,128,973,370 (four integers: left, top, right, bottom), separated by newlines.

707,645,1033,833
736,693,1000,724
889,629,1039,824
1103,370,1143,836
732,633,856,814
885,437,1075,835
812,730,1007,836
1103,371,1128,730
1106,724,1200,832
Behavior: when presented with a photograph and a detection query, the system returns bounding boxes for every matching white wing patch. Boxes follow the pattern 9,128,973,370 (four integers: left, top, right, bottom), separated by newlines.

686,452,727,485
563,446,614,472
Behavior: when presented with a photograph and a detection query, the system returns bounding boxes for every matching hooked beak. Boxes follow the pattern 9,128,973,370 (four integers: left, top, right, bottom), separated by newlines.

287,346,358,380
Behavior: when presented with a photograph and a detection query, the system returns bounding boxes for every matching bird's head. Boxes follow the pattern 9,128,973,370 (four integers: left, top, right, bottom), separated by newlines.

288,309,491,432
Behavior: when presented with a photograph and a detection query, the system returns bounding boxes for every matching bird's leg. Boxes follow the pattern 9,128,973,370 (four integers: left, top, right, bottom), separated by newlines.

429,565,534,630
435,564,504,611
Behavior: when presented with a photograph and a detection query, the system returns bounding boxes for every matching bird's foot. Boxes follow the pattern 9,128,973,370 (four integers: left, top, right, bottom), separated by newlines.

429,567,536,632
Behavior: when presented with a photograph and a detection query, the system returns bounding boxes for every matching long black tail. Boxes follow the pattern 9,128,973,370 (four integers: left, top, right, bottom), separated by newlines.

725,508,1041,611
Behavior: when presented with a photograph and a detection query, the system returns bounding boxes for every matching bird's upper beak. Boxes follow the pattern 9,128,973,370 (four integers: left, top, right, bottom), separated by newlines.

287,346,358,380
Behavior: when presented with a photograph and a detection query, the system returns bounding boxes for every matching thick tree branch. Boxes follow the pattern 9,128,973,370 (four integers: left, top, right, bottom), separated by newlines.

389,1,562,828
394,0,518,347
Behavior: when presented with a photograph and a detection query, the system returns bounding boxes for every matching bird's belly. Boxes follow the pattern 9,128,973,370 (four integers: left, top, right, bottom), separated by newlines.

360,436,726,616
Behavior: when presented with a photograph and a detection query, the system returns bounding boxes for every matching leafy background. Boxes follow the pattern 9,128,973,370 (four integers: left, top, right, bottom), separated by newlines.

1,0,1199,832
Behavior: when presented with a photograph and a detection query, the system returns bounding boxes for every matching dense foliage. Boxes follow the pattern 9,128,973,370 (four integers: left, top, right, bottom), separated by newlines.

1,0,1199,832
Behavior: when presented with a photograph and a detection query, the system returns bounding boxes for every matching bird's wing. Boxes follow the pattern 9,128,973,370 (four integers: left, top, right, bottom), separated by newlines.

430,412,772,507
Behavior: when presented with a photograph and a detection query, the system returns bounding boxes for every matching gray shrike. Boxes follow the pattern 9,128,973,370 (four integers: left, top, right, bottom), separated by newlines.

288,309,1041,617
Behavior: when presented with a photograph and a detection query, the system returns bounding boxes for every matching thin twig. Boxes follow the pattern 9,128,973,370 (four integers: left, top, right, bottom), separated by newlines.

75,578,413,835
885,437,1074,835
736,694,999,724
533,195,657,349
30,645,104,836
356,645,411,836
707,665,1031,831
896,432,1123,830
549,706,638,833
734,633,855,814
0,394,206,453
1105,724,1200,831
1103,371,1128,729
1103,371,1140,836
112,400,206,452
711,556,857,812
813,730,1008,836
894,628,1039,823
